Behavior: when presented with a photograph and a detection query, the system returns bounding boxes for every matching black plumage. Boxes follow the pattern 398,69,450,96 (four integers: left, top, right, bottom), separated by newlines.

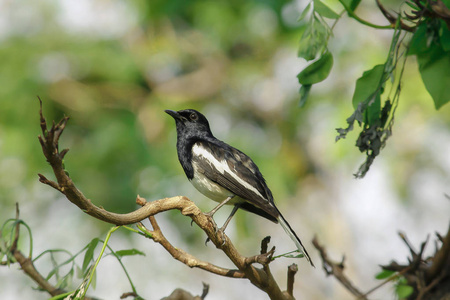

165,109,313,266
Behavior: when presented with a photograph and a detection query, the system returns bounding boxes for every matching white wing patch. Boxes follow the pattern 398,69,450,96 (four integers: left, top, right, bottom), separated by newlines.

191,143,266,201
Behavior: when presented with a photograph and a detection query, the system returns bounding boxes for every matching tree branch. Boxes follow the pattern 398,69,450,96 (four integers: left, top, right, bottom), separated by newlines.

381,227,450,300
425,223,450,281
312,236,367,299
374,0,416,32
137,214,245,278
37,100,298,299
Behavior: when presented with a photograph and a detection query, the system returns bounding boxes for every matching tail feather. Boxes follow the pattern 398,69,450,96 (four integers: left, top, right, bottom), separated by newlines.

277,211,315,267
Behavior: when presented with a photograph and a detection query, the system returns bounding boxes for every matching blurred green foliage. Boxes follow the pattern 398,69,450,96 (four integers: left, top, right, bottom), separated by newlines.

0,0,448,224
0,0,449,298
0,0,314,235
0,0,448,228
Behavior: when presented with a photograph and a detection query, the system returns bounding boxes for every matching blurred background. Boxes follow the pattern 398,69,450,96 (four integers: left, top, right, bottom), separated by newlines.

0,0,449,299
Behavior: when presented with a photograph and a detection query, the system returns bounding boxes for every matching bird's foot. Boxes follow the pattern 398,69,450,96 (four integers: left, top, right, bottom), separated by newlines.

216,227,226,246
204,225,226,247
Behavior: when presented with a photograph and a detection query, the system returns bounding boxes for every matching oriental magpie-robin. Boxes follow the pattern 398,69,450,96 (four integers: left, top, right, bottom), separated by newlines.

165,109,313,266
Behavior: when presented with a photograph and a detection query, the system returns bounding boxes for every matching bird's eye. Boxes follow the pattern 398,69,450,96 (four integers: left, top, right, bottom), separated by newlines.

190,113,198,121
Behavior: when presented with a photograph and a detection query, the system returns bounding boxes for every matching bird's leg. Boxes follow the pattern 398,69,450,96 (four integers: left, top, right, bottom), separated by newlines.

203,196,235,246
205,204,241,246
218,204,240,233
205,195,235,218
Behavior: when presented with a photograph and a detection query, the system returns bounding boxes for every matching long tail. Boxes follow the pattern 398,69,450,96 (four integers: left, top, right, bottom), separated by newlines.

277,210,315,267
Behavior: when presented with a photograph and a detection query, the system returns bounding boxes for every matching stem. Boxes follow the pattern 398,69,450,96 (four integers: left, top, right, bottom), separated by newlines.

122,225,145,236
360,266,411,298
105,244,138,295
339,0,392,29
82,226,120,298
47,291,73,300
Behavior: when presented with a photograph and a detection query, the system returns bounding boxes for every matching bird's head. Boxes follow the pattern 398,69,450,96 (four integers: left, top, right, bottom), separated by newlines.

165,109,213,139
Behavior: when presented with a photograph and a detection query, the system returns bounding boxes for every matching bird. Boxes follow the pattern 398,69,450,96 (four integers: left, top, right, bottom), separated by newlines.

165,108,314,266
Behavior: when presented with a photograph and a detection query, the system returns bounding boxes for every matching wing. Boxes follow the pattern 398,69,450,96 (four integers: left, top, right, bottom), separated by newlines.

191,140,279,221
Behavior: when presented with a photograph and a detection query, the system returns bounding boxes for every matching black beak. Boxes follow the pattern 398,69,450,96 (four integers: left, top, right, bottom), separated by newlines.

165,109,182,120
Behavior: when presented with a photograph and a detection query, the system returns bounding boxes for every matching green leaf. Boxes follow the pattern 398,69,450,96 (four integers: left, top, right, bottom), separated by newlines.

314,0,339,19
297,51,333,85
417,43,450,109
298,2,313,22
48,291,74,300
76,265,83,279
441,0,450,8
114,249,145,258
352,64,385,109
375,269,395,280
366,93,381,125
408,23,428,55
57,268,74,290
298,24,315,60
299,85,312,107
339,0,361,11
439,20,450,51
284,253,304,258
396,284,414,299
91,267,97,289
298,16,329,61
82,238,99,274
339,0,362,11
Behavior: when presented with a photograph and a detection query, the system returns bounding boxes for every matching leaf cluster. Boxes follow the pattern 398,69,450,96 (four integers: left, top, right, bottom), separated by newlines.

297,0,450,177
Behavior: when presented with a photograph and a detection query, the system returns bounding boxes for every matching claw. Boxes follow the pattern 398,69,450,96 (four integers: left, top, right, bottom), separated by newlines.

216,228,226,246
204,223,227,246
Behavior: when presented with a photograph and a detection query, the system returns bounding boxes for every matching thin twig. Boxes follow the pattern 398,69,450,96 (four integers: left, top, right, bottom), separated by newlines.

359,266,411,298
312,236,367,299
425,223,450,281
286,264,298,297
340,0,393,30
138,215,245,279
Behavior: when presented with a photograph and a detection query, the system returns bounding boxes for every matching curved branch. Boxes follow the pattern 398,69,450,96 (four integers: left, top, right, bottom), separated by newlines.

138,215,245,278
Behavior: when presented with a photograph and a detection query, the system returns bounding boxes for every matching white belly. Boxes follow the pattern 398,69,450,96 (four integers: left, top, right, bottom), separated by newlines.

190,161,240,204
